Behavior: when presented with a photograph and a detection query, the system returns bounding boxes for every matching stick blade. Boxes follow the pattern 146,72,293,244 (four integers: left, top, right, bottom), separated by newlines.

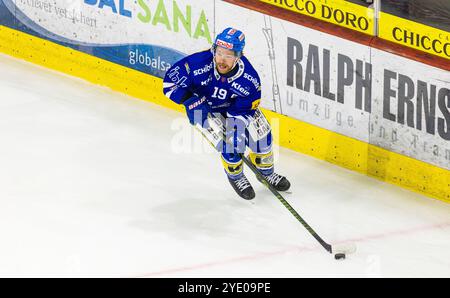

332,243,357,255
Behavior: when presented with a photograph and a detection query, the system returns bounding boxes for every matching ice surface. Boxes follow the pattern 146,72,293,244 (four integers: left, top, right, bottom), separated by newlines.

0,53,449,277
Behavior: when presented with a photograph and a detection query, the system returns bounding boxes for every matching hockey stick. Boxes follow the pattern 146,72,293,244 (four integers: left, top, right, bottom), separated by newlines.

240,153,356,257
196,115,355,257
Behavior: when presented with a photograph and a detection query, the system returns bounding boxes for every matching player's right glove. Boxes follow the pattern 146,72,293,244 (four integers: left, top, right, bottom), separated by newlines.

182,95,209,126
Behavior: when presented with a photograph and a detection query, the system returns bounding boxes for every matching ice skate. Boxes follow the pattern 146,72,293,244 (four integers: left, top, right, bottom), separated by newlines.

228,175,256,200
258,172,291,192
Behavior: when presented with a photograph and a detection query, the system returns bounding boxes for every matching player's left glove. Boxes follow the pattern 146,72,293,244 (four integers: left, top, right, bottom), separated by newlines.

182,95,209,126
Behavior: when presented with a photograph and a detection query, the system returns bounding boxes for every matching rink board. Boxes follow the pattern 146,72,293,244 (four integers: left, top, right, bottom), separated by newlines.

378,12,450,61
215,2,450,202
258,0,450,61
258,0,374,35
0,0,449,203
1,25,448,203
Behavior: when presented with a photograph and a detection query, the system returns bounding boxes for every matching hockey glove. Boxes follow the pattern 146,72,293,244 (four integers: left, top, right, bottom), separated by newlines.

183,95,209,126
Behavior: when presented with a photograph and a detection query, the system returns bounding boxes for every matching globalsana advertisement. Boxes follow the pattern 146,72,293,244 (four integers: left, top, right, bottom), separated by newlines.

0,0,214,78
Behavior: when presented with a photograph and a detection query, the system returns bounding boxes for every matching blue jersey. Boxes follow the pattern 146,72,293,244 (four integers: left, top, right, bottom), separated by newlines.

163,49,262,118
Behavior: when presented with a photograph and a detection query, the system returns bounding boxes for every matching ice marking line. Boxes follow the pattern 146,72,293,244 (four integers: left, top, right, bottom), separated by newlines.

130,244,315,278
131,221,450,277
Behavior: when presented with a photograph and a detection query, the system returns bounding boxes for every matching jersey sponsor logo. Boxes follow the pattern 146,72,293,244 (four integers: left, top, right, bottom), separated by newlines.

201,75,213,86
216,39,234,49
167,66,188,88
193,62,213,76
231,82,251,96
244,73,260,90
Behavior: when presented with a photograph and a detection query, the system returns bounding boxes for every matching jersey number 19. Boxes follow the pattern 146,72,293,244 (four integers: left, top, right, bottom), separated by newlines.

212,87,228,100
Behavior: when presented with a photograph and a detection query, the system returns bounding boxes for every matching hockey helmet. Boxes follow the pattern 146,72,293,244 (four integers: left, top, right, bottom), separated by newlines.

213,28,246,57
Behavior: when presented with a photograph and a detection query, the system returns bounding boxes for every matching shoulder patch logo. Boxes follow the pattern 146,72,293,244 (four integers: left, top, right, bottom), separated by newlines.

251,99,261,110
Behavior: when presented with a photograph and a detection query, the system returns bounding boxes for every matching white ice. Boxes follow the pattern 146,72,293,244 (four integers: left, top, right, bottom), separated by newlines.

0,53,449,278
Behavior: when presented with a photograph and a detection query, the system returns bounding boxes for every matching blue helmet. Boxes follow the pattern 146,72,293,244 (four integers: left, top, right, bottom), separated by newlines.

213,27,246,56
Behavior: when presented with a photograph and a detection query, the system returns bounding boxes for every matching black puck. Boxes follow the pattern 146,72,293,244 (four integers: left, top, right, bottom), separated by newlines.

334,253,346,260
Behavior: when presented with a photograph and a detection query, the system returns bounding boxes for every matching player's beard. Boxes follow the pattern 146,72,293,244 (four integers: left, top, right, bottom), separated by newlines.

217,57,240,75
217,63,231,74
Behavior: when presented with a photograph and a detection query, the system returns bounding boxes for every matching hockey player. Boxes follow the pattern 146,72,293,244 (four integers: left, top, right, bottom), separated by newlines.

163,28,290,200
